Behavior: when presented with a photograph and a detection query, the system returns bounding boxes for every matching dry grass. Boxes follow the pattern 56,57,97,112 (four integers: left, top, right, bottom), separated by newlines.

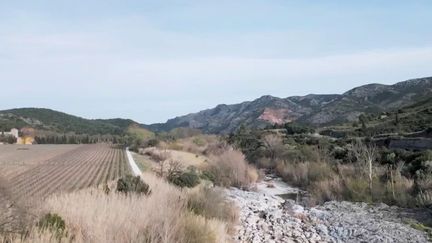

142,147,208,167
187,186,238,225
7,173,232,243
165,150,208,168
207,149,258,189
41,173,186,243
275,160,335,188
309,177,345,204
274,158,416,206
160,135,225,157
131,152,153,172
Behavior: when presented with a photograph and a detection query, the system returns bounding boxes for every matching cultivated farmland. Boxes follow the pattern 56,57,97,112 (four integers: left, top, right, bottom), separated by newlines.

0,144,131,206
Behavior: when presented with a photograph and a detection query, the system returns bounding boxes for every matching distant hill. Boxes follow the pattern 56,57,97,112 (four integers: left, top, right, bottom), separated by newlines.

0,108,141,136
1,77,431,136
146,77,432,134
145,94,340,134
300,77,432,125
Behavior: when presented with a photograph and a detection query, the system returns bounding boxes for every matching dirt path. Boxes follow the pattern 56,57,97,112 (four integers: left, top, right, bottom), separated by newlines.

125,148,142,177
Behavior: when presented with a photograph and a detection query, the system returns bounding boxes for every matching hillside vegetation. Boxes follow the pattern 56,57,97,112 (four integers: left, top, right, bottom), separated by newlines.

320,96,432,138
0,108,154,145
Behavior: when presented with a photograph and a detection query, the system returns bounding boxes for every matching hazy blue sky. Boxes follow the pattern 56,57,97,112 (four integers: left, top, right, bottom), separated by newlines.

0,1,431,123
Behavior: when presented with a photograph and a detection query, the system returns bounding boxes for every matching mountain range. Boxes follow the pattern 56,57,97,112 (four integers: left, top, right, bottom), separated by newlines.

146,77,432,134
0,76,431,135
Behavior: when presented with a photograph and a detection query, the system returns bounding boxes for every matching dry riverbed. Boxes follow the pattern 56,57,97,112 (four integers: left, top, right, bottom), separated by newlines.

226,175,430,243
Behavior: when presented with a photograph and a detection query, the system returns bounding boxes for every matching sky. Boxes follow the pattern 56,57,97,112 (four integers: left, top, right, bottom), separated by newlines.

0,0,431,124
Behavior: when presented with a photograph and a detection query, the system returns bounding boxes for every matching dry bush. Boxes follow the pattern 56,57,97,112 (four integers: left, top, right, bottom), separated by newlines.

7,228,68,243
416,190,432,207
166,142,184,151
181,141,201,154
160,135,223,156
187,186,238,225
258,157,274,169
182,214,226,243
261,134,288,162
384,176,415,206
342,177,375,203
336,163,415,206
309,177,345,204
275,160,335,188
14,173,229,243
143,148,170,163
202,139,229,156
43,173,185,243
207,149,258,189
273,159,416,206
141,148,172,176
418,178,432,192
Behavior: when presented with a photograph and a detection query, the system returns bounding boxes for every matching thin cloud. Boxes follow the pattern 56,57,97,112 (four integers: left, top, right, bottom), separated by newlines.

0,2,431,123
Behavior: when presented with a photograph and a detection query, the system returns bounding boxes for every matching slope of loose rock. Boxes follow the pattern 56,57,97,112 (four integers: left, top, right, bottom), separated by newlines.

226,177,429,243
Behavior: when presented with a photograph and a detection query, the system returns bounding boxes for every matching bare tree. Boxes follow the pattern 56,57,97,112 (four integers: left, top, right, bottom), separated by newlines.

167,160,183,180
262,134,284,161
147,149,170,177
352,139,377,199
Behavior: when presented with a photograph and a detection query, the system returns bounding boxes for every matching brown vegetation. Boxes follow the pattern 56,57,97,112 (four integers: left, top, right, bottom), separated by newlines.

273,144,416,206
207,149,258,189
5,173,236,243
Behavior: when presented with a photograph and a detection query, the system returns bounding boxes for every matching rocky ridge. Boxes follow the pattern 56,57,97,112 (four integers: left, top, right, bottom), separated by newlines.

146,77,432,134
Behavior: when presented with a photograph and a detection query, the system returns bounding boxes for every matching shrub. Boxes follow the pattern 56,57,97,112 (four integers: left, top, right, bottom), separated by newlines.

309,177,344,204
343,177,374,203
284,123,315,135
37,213,66,239
146,138,160,147
169,170,200,188
275,161,335,188
384,176,415,206
187,187,238,224
207,149,258,189
192,137,206,146
200,170,216,182
417,190,432,207
182,214,226,243
143,149,170,162
116,175,151,195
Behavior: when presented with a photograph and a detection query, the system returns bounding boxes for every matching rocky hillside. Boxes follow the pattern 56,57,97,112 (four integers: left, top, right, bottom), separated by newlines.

301,77,432,125
147,77,432,134
146,94,339,134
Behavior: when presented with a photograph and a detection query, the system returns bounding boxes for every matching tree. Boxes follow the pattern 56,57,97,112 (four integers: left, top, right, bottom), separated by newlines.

352,139,377,200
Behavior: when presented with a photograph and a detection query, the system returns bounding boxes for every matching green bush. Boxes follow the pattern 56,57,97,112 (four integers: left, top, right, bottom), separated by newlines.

146,138,160,147
168,170,200,188
117,175,151,195
37,213,66,238
200,170,216,183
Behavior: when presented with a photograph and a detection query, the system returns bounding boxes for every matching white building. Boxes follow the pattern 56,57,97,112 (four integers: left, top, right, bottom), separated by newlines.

2,128,19,139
